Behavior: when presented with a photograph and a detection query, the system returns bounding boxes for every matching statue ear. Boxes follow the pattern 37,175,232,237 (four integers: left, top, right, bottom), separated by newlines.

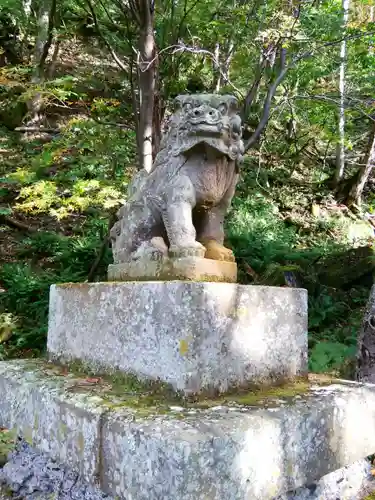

231,115,242,135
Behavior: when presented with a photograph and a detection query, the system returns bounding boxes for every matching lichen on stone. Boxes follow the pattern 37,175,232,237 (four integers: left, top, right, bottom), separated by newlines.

0,358,339,419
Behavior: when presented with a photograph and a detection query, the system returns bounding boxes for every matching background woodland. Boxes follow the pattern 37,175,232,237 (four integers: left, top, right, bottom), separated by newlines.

0,0,374,375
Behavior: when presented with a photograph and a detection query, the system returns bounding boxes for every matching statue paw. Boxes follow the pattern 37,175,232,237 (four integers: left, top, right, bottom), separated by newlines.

200,239,235,262
131,237,169,261
169,241,206,258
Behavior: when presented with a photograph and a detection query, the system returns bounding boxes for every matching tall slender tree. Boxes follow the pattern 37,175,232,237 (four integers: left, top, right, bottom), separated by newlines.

334,0,350,188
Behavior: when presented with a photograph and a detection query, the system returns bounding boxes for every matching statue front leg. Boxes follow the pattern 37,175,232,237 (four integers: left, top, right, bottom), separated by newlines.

197,206,235,262
163,177,206,258
196,178,238,262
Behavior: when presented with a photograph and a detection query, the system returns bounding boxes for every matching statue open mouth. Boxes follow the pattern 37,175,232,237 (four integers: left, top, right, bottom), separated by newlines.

191,124,223,135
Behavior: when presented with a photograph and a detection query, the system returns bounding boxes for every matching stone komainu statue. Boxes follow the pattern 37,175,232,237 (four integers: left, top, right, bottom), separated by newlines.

110,94,244,264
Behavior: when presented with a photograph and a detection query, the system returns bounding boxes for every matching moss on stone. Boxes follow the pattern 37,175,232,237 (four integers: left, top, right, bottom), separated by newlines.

59,422,67,438
11,358,340,419
23,426,33,445
189,378,313,409
33,414,39,431
55,356,181,399
0,485,14,498
0,429,16,466
363,493,375,500
56,282,121,288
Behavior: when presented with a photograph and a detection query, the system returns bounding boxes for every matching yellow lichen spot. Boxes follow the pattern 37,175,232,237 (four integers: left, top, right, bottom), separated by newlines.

268,484,279,497
59,422,68,438
269,467,280,479
23,426,33,445
77,432,85,453
237,306,248,317
230,306,248,319
179,339,189,356
286,461,294,476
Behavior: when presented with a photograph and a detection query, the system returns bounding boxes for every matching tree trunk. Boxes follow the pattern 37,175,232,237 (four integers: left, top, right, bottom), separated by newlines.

27,0,56,125
334,0,350,187
346,120,375,206
370,5,374,54
23,0,32,17
32,0,56,80
241,54,265,122
18,0,33,60
47,39,61,78
212,40,234,93
356,285,375,383
137,0,156,173
213,42,221,92
152,87,163,159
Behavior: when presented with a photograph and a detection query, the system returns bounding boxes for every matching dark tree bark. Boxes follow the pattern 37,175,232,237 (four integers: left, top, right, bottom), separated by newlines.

85,0,160,170
346,120,375,207
47,39,61,78
131,0,157,172
356,285,375,383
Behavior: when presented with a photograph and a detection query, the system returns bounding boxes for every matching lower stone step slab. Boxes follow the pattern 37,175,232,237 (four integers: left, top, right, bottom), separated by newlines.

1,360,375,500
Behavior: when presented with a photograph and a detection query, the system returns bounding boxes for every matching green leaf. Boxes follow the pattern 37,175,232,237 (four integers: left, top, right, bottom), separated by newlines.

0,207,12,216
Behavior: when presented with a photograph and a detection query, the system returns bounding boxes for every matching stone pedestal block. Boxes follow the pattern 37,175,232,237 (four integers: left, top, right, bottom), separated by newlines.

2,361,375,500
47,282,308,394
108,256,237,283
0,360,102,484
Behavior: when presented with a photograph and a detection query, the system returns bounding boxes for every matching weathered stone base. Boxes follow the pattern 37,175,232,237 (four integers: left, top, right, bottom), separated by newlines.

108,256,237,283
47,282,308,395
1,361,375,500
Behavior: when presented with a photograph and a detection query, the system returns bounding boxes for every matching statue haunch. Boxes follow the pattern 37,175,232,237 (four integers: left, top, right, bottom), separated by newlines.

110,94,244,263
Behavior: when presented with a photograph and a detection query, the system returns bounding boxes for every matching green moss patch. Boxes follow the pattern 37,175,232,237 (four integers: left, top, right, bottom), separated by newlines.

10,358,340,418
0,428,16,467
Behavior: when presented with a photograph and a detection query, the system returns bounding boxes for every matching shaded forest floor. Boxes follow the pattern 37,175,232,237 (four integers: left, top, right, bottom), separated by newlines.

0,42,374,375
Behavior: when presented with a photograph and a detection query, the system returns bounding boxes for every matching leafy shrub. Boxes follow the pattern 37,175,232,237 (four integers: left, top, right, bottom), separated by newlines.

226,164,370,375
5,119,136,219
0,224,113,357
309,341,357,374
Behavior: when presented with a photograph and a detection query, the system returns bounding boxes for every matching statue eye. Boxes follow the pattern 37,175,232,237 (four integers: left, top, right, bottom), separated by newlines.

184,102,192,111
218,103,227,115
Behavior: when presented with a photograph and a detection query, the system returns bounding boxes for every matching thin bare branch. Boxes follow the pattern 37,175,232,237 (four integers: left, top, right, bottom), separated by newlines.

175,0,200,43
293,94,375,121
84,0,129,72
141,43,243,97
241,58,266,120
0,215,37,232
90,116,135,130
15,126,59,132
244,65,290,151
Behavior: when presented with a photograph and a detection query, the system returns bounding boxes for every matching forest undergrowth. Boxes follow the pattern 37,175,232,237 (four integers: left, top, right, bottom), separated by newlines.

0,40,374,377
